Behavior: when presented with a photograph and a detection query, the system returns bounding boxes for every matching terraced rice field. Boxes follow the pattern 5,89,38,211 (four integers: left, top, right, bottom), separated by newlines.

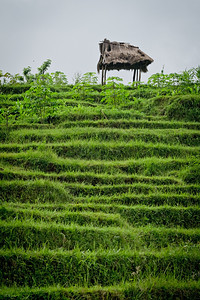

0,92,200,299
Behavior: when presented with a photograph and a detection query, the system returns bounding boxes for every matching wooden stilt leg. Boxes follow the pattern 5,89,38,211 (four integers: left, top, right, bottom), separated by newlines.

101,66,104,85
104,67,107,84
133,69,136,82
139,69,141,82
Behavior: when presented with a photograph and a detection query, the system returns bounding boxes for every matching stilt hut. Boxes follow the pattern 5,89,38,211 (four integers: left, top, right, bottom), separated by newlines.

97,39,154,85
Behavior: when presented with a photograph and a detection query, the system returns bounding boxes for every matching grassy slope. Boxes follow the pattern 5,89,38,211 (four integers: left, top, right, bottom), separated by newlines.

0,87,200,299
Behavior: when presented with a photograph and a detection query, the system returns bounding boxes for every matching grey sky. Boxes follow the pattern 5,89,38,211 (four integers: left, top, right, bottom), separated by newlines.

1,0,200,84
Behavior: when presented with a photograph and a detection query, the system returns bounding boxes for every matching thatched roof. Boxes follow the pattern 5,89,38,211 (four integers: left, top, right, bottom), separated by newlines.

97,39,154,73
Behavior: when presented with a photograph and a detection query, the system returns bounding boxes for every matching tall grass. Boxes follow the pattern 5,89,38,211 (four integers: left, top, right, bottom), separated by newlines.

2,127,200,146
0,141,199,160
1,219,200,251
1,247,200,287
0,151,197,176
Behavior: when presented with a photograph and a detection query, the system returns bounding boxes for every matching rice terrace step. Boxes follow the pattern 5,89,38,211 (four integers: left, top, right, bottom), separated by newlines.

0,71,200,299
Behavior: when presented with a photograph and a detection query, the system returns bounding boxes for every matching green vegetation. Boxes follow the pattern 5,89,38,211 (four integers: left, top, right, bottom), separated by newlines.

0,63,200,299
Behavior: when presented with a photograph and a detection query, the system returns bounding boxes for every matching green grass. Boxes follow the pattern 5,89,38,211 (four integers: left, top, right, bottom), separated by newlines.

1,203,200,228
59,118,200,130
0,167,182,185
0,207,125,228
75,192,200,206
0,152,197,175
131,94,200,122
0,179,70,203
1,280,200,300
2,127,200,146
0,141,199,160
1,179,200,201
1,247,200,287
1,218,200,250
1,118,200,131
0,85,200,299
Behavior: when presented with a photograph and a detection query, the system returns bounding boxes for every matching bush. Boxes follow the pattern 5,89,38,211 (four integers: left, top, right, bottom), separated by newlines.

166,95,200,121
133,95,200,122
0,84,31,94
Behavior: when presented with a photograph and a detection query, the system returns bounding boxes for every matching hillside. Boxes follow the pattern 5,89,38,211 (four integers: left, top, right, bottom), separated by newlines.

0,74,200,299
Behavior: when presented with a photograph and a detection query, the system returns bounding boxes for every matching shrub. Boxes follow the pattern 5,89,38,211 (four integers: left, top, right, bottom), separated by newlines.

23,74,57,121
101,77,129,107
166,95,200,121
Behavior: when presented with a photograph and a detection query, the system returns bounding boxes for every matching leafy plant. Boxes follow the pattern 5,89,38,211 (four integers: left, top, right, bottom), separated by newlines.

72,72,82,85
72,72,98,102
23,74,56,121
101,77,129,106
51,71,68,86
23,66,34,83
81,72,98,85
0,71,12,85
195,66,200,83
147,68,200,96
0,104,18,128
37,59,52,75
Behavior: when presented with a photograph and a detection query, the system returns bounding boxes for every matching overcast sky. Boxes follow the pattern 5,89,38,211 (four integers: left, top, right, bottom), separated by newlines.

1,0,200,84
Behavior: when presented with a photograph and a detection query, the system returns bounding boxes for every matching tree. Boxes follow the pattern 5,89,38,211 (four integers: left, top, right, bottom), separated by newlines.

23,74,55,121
23,66,34,83
38,59,52,75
